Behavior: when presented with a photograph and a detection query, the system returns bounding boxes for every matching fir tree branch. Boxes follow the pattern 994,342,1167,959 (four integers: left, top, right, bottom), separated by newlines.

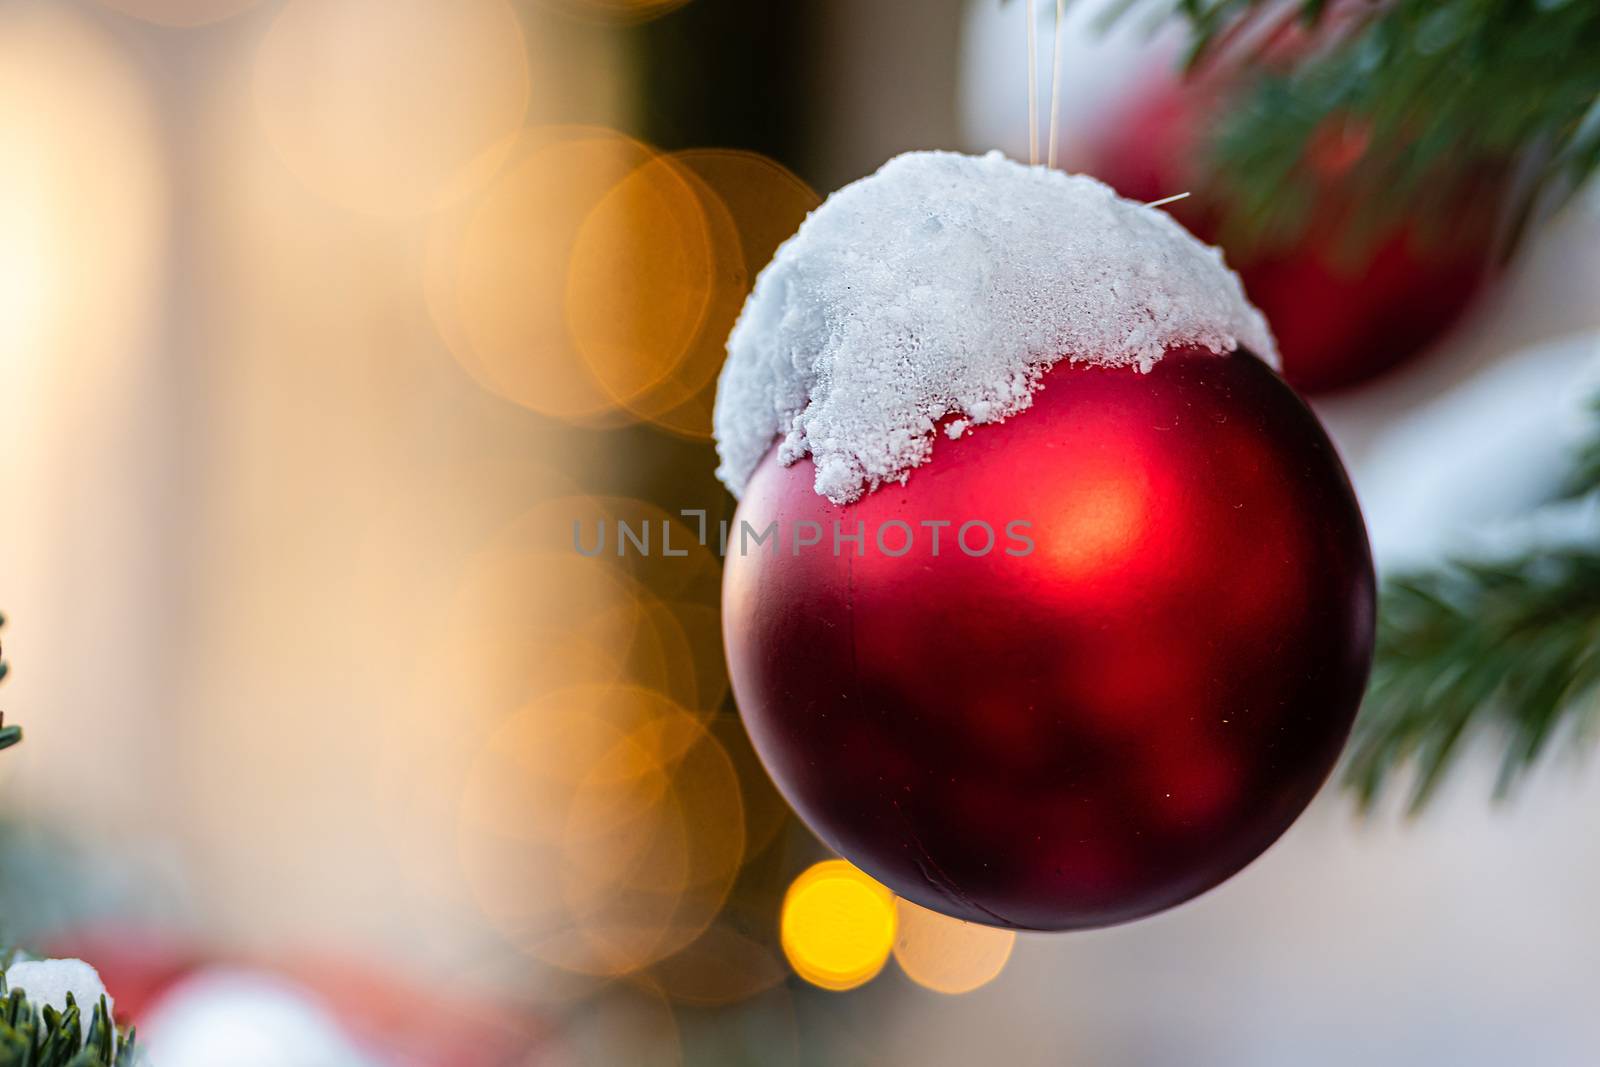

1345,368,1600,811
1122,3,1600,807
1120,0,1600,249
1561,394,1600,499
0,622,139,1062
1346,549,1600,812
0,983,140,1067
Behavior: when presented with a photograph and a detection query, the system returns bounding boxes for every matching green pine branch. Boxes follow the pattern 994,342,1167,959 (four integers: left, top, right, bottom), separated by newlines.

1121,0,1600,250
1561,394,1600,499
0,982,139,1067
1098,2,1600,806
1346,549,1600,812
1343,373,1600,811
0,623,137,1063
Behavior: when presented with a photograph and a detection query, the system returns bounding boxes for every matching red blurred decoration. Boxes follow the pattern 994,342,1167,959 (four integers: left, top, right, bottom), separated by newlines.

47,928,542,1066
1086,73,1500,394
46,928,203,1022
723,350,1374,930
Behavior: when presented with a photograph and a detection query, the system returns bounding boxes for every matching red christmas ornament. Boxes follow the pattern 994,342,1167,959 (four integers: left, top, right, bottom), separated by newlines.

1085,74,1500,393
723,348,1374,930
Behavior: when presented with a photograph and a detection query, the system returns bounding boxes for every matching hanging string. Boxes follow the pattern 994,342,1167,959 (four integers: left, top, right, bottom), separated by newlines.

1027,0,1039,165
1048,0,1065,168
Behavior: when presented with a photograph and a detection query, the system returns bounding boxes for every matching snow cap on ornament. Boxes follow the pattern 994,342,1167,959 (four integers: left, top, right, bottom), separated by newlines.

713,150,1278,504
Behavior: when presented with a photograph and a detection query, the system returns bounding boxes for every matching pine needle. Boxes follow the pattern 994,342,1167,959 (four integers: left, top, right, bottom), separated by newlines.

1347,550,1600,813
0,978,140,1067
1344,384,1600,812
1110,0,1600,251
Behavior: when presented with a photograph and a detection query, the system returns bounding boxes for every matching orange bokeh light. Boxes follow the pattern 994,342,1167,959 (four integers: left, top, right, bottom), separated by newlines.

892,898,1015,995
434,127,717,424
611,149,822,440
458,684,746,977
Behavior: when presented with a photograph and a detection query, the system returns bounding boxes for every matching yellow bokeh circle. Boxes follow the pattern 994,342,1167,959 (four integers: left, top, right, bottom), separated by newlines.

780,860,897,992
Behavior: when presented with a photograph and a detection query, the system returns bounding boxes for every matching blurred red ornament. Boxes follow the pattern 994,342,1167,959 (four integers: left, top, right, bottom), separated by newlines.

1086,74,1501,393
48,928,540,1067
46,927,202,1022
723,349,1374,930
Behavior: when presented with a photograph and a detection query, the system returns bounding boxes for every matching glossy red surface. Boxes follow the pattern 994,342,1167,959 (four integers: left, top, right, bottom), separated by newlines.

722,349,1374,930
1086,76,1498,394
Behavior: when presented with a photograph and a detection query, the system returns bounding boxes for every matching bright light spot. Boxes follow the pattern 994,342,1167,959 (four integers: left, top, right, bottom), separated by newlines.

1046,451,1153,578
0,2,165,434
780,860,897,992
892,898,1015,995
0,162,50,359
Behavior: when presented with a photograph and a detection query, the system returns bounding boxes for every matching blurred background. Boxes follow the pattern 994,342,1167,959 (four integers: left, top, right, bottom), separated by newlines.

0,0,1598,1063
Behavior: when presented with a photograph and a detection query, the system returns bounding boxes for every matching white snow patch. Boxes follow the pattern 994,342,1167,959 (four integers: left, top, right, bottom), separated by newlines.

713,150,1276,504
4,958,115,1049
140,969,382,1067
